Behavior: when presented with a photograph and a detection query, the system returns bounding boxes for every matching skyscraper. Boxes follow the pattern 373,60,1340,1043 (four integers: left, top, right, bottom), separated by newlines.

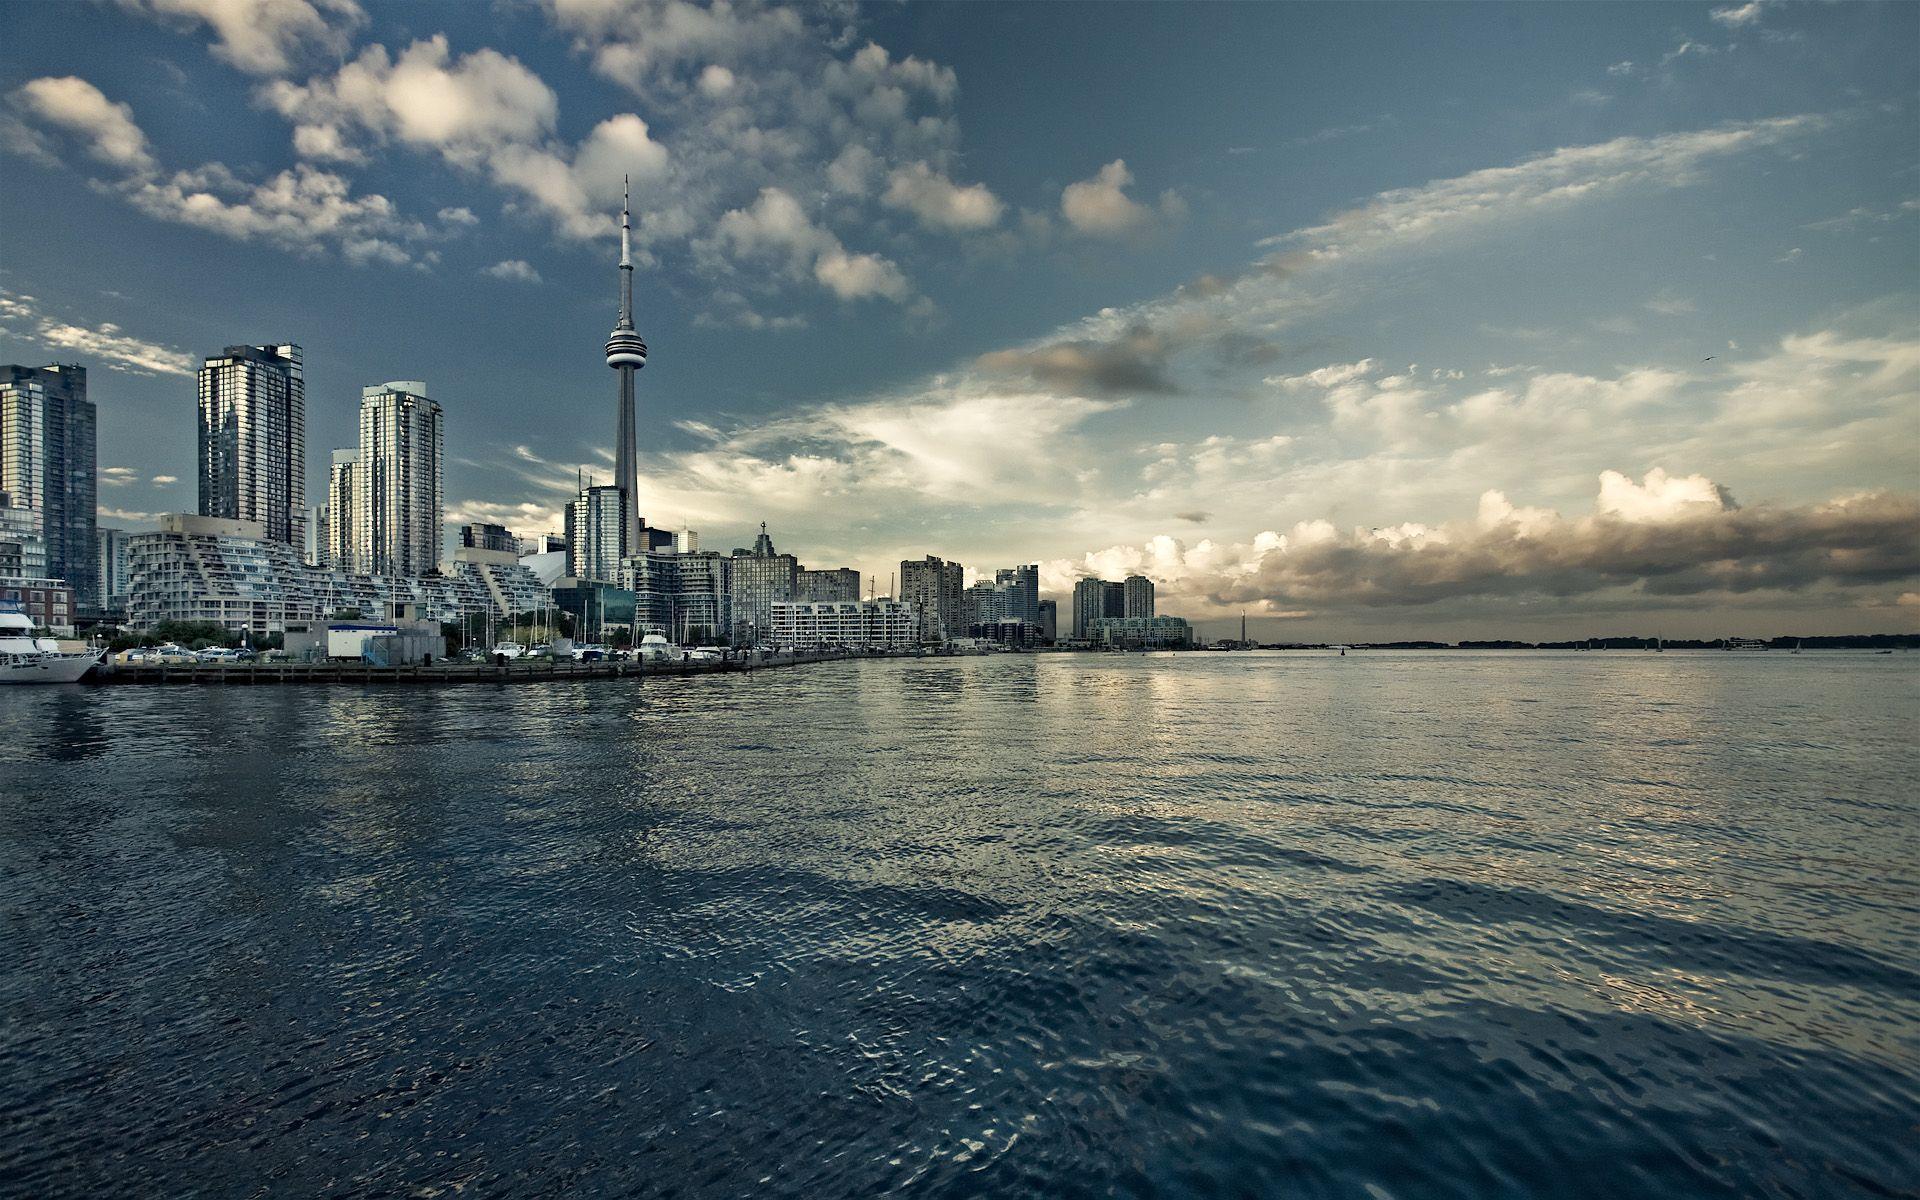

604,177,648,558
995,564,1040,625
0,363,96,608
354,381,443,577
197,344,304,548
326,448,357,571
1123,574,1156,619
1071,577,1125,640
566,484,627,582
900,555,965,641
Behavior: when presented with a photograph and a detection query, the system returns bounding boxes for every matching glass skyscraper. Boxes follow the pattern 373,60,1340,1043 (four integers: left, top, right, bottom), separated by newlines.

197,344,305,548
354,382,443,577
0,363,96,608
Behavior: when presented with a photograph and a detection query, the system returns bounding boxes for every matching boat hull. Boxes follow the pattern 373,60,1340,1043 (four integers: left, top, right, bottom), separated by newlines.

0,650,103,683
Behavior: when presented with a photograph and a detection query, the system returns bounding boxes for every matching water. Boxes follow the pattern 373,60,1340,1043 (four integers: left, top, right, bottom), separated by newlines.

3,651,1916,1198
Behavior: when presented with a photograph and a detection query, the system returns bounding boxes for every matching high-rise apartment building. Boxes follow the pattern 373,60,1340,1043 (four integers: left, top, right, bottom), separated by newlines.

1123,574,1156,619
459,522,519,555
995,564,1040,625
354,381,443,576
326,448,357,570
0,363,96,608
797,567,861,603
729,523,797,645
1071,577,1126,640
97,524,132,607
197,344,304,548
566,484,628,583
900,554,964,641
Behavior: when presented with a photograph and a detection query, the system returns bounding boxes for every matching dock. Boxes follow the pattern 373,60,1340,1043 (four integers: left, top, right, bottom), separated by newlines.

87,648,881,686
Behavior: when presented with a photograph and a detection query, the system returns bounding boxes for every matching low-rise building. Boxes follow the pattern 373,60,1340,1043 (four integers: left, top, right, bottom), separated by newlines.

769,598,919,651
0,577,74,633
1089,615,1192,649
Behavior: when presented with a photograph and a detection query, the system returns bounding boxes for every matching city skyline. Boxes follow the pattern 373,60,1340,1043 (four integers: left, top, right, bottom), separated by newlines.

1,2,1916,638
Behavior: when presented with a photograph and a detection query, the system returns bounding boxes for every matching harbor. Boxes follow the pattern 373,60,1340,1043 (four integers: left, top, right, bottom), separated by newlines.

86,647,880,685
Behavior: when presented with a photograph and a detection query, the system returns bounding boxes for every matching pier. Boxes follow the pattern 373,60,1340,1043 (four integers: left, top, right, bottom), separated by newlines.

87,648,882,686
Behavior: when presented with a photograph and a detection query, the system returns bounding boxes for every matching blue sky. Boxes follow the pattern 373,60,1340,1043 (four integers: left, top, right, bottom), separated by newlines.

1,0,1915,637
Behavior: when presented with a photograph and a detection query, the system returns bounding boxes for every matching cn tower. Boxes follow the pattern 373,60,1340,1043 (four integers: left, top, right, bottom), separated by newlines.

603,176,648,555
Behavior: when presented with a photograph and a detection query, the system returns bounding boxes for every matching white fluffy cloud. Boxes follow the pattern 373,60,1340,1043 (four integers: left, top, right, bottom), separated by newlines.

705,187,911,303
1710,2,1766,28
1061,159,1150,235
118,0,366,76
882,161,1003,231
11,77,155,172
481,259,543,284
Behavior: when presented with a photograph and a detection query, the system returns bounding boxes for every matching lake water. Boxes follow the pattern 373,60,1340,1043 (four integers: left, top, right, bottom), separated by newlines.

3,651,1916,1198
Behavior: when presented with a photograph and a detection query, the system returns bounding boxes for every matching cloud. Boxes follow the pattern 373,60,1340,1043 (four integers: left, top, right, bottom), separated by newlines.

117,0,366,76
0,288,195,376
704,187,912,303
481,258,542,283
100,466,138,487
1710,2,1766,28
151,475,179,484
881,161,1003,231
977,323,1179,395
11,77,155,172
1265,116,1816,259
436,205,479,226
1057,472,1920,618
1061,159,1152,236
6,75,433,266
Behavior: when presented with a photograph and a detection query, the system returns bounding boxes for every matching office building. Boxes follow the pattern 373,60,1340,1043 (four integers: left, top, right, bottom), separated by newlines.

1123,574,1156,619
1037,598,1057,644
326,448,357,570
797,567,861,603
197,345,303,549
0,503,49,580
1,363,96,608
769,599,919,651
900,554,964,641
355,381,443,577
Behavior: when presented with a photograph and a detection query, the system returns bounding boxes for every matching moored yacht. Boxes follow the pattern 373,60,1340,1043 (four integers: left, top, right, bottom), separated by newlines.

0,607,103,684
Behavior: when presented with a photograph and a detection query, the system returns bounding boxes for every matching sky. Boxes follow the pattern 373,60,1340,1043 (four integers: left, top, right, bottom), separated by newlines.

0,0,1916,639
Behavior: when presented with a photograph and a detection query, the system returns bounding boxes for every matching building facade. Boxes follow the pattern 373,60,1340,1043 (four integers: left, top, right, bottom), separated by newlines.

0,363,96,608
97,524,132,608
995,564,1040,625
617,549,733,641
1037,598,1058,643
1123,574,1156,619
769,599,919,651
566,484,628,583
197,345,304,549
460,522,519,555
326,448,357,570
900,555,964,641
0,579,74,633
729,524,798,645
1071,577,1126,639
1089,616,1192,649
355,381,443,577
797,567,861,602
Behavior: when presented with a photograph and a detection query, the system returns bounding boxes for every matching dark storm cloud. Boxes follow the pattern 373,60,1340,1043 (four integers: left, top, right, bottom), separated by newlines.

976,322,1178,396
1205,492,1920,610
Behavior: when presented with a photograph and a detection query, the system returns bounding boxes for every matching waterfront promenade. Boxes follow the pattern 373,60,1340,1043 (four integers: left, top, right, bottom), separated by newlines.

87,647,892,686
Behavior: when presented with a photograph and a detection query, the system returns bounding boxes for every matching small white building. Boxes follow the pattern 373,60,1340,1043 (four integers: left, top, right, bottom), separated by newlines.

769,598,919,651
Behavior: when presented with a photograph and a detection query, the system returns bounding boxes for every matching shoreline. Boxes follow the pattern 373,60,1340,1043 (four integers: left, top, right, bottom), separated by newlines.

84,647,923,686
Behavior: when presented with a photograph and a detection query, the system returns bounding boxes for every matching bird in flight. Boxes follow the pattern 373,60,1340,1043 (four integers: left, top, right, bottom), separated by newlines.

1702,356,1716,361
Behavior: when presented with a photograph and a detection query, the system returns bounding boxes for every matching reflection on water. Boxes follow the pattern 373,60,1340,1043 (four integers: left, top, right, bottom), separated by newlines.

2,651,1917,1198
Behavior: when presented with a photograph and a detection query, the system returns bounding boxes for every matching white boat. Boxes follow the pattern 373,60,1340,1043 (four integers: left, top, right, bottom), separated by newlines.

0,608,103,684
636,633,681,663
492,641,527,659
